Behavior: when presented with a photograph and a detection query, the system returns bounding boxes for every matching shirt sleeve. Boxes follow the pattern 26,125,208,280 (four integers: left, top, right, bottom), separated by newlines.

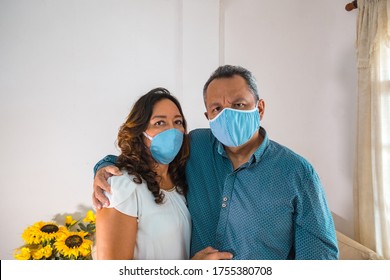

104,174,138,217
294,166,339,259
93,155,118,177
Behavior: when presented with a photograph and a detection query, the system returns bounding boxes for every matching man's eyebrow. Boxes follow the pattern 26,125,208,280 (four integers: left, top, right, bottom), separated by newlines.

207,101,221,109
207,98,248,109
231,97,248,103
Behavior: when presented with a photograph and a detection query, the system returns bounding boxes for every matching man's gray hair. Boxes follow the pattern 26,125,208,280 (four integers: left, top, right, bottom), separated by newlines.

203,65,259,102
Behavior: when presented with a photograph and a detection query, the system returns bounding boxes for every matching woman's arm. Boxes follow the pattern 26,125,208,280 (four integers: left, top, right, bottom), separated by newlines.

96,207,137,259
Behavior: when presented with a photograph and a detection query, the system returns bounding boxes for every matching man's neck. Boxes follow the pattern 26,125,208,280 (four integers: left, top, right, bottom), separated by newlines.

225,131,264,170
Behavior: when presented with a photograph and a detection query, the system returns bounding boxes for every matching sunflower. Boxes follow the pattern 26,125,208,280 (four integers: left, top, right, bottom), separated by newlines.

15,209,96,260
54,229,93,259
65,215,77,227
83,210,96,224
31,247,44,260
21,224,43,244
22,221,63,245
14,247,31,260
30,244,53,260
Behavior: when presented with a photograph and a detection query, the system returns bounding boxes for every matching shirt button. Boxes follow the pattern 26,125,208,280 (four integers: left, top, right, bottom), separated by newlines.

222,203,227,208
223,197,228,202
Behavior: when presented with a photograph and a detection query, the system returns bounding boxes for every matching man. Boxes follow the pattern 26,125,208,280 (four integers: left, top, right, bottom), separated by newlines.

93,65,339,259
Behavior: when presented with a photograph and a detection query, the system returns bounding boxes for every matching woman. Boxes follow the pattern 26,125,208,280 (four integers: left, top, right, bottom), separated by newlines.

96,88,191,260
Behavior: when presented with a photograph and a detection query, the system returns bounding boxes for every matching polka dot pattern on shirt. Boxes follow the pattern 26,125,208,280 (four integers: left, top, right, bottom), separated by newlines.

186,127,339,260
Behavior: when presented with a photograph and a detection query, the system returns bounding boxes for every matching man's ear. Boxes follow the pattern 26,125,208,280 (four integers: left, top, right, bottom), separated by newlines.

204,112,209,120
258,99,265,120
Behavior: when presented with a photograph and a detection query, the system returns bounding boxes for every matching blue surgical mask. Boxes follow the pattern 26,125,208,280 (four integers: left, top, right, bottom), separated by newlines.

209,105,260,147
143,128,184,164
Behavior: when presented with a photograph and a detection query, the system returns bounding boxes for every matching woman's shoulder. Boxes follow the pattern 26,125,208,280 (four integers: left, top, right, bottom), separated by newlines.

108,171,136,185
106,172,142,208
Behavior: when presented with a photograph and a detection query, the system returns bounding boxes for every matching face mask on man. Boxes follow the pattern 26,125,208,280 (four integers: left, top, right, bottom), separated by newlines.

209,104,260,147
143,128,184,164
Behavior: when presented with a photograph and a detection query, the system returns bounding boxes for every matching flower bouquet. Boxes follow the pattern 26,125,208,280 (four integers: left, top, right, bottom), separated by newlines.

14,210,96,260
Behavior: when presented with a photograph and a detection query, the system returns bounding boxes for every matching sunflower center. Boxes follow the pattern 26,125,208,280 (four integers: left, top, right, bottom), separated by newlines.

65,235,83,248
40,224,59,234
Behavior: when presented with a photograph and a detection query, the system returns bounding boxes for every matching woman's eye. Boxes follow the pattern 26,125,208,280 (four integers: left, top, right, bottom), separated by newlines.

155,121,165,126
175,119,183,125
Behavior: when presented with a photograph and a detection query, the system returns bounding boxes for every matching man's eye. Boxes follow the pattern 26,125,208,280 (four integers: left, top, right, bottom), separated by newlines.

212,107,221,113
234,103,245,108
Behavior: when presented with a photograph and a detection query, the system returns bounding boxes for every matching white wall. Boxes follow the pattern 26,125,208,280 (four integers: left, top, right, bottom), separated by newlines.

221,0,358,237
0,0,357,259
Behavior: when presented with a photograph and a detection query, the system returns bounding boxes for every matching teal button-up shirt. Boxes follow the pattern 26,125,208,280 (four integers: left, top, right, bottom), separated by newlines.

186,127,338,259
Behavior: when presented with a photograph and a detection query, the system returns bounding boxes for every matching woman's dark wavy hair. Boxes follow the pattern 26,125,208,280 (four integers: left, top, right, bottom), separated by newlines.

116,87,190,204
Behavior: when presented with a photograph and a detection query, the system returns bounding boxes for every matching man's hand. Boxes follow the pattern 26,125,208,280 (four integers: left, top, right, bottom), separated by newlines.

93,165,122,210
191,246,233,260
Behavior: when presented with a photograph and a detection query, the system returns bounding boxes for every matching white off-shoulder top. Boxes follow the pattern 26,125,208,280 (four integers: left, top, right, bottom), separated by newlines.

105,173,191,260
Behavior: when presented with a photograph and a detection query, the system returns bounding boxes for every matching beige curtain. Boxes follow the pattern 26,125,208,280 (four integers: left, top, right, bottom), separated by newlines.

355,0,390,259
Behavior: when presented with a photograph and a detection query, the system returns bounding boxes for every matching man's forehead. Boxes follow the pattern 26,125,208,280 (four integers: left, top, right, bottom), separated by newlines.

206,82,252,100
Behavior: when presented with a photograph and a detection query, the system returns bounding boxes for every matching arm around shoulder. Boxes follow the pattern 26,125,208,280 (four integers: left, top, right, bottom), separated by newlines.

93,155,118,176
92,155,122,209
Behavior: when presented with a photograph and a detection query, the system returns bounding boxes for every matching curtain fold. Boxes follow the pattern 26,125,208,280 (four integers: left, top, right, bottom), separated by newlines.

355,0,390,259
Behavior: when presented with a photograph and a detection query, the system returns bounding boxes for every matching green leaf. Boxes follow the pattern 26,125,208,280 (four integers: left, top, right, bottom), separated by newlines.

87,224,95,231
78,223,87,231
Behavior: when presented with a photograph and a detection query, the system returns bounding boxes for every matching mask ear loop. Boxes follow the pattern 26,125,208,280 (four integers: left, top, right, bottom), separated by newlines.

143,132,153,141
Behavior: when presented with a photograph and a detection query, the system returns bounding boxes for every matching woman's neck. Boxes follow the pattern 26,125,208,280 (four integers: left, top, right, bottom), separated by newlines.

154,164,173,190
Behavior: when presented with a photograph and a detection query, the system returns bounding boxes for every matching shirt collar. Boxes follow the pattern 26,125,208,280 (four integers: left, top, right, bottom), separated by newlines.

252,127,269,162
215,127,269,163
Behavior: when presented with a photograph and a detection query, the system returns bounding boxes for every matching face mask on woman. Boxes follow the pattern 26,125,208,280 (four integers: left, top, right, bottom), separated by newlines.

143,128,184,164
209,105,260,147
